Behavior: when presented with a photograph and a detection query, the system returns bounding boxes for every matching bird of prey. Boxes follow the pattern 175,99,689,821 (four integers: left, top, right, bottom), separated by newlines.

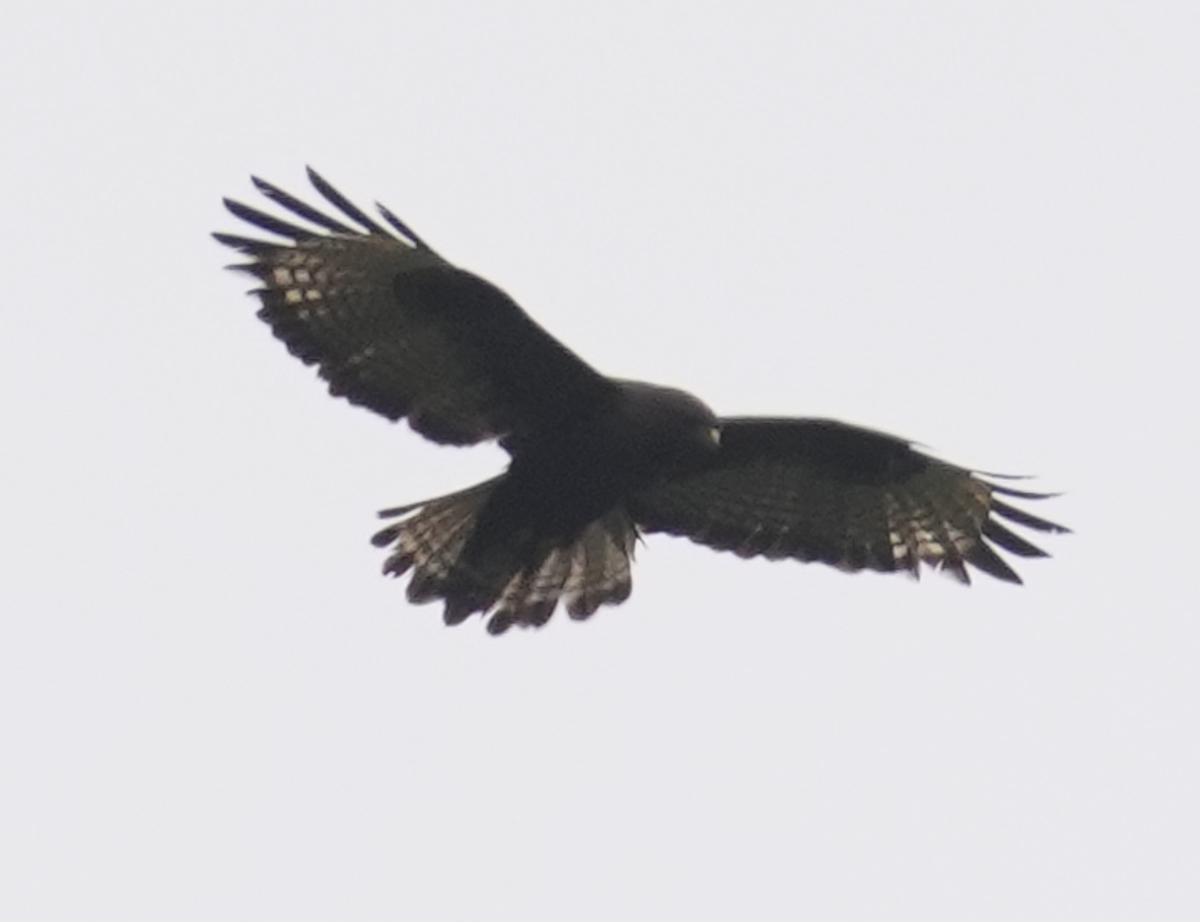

215,169,1067,634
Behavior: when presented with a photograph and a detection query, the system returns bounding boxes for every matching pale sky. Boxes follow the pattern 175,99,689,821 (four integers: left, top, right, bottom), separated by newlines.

3,2,1198,919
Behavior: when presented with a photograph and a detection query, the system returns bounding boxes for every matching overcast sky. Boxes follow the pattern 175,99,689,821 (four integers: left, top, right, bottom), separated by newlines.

3,2,1198,919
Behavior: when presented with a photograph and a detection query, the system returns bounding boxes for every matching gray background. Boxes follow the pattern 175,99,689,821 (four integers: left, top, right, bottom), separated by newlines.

3,2,1197,919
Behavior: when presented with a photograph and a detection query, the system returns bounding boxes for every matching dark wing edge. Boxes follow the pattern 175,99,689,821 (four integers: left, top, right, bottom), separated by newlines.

214,169,617,448
630,418,1069,586
214,166,432,254
974,482,1070,579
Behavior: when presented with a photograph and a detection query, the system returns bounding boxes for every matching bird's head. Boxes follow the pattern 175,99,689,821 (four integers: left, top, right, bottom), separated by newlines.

614,380,721,468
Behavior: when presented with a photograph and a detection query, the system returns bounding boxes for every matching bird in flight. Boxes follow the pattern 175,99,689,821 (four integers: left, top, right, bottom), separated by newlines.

215,169,1067,634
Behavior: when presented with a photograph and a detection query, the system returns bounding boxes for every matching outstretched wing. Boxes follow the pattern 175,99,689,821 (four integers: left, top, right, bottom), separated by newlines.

214,168,617,448
630,419,1068,583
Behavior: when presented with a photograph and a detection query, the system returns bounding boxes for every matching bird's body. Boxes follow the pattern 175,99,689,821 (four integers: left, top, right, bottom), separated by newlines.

216,170,1067,633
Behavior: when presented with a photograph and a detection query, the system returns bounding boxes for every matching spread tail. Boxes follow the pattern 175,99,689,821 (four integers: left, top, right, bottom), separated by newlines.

372,481,637,634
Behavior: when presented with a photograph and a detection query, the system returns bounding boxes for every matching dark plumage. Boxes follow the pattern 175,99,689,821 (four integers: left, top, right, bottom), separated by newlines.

216,169,1068,634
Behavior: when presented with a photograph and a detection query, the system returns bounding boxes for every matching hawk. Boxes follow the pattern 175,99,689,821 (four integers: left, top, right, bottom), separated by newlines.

215,169,1067,634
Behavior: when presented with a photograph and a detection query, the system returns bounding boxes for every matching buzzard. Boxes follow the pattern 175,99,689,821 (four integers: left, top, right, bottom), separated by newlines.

216,169,1067,634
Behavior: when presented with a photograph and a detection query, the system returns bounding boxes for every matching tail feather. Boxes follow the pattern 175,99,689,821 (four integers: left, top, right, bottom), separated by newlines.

372,483,638,633
564,513,636,619
372,479,498,589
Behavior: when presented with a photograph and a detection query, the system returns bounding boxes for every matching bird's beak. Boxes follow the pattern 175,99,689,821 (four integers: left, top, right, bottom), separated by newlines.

708,426,722,447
